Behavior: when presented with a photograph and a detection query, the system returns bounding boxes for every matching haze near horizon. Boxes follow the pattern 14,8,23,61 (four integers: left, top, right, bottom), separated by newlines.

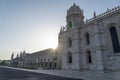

0,0,119,60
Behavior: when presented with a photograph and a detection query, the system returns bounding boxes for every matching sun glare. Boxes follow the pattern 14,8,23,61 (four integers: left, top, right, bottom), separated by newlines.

44,37,58,49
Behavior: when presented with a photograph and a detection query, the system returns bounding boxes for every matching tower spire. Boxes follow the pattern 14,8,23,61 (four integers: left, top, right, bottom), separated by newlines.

16,53,19,58
11,53,14,60
59,26,63,35
73,3,76,6
94,11,96,17
60,26,63,33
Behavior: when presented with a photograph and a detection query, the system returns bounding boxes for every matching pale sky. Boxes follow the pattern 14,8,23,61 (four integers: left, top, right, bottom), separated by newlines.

0,0,119,60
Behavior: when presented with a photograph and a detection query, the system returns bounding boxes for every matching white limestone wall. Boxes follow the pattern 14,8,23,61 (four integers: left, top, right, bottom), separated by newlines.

97,12,120,71
60,6,120,71
79,24,102,71
61,28,80,70
106,55,120,71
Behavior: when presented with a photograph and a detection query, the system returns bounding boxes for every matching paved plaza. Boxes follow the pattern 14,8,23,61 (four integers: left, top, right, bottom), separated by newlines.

1,66,120,80
0,66,81,80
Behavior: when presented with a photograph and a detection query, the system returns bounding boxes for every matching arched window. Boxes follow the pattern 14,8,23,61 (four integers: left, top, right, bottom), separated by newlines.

67,52,72,63
49,62,52,68
68,38,72,47
110,27,120,53
54,63,57,68
86,50,92,63
85,33,90,45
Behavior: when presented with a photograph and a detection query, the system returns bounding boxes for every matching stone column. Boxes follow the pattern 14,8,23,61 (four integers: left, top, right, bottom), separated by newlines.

81,52,88,70
47,62,50,69
94,21,103,71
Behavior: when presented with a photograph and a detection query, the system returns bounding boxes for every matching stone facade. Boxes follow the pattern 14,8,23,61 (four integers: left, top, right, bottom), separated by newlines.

24,49,58,69
58,4,120,71
11,4,120,72
11,49,58,69
10,51,29,67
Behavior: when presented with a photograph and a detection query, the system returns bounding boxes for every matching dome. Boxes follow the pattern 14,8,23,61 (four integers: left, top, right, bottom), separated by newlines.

67,3,83,16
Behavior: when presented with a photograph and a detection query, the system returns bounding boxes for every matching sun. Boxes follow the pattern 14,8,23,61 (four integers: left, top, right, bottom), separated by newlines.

47,39,58,49
44,37,58,49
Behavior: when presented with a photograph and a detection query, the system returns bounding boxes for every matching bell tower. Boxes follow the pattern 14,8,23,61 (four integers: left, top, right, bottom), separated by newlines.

66,3,84,30
59,4,84,70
